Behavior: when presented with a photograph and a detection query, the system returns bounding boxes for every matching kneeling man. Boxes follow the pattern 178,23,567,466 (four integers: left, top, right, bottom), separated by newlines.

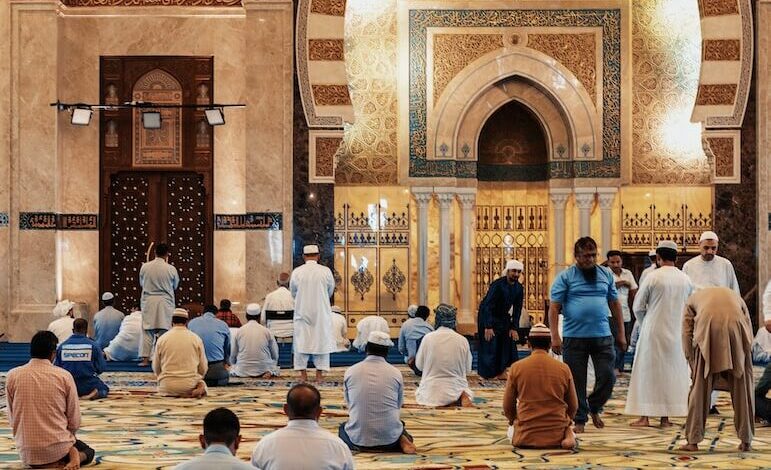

153,308,208,398
230,303,280,378
503,323,578,449
55,318,110,399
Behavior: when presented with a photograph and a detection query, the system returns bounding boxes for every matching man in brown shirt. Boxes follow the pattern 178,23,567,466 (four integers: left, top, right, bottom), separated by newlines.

503,323,578,449
680,287,754,451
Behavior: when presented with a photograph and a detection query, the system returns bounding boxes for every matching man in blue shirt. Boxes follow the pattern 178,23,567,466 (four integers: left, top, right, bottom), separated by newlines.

93,292,125,350
174,407,253,470
548,236,626,433
189,305,231,387
397,305,433,375
55,318,109,399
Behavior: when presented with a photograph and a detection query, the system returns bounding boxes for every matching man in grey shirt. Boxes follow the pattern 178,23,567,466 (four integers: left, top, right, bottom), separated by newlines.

339,331,416,454
138,243,179,366
174,407,252,469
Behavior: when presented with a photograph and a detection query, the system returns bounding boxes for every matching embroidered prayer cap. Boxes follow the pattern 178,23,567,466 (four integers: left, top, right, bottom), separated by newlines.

434,303,458,329
529,323,551,338
53,300,76,318
246,303,261,316
656,240,678,251
101,292,114,301
407,304,418,318
172,308,189,319
699,231,719,242
303,244,320,255
367,330,393,347
331,305,342,313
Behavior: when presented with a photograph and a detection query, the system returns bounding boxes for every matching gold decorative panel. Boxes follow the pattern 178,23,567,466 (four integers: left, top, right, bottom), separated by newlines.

703,39,741,61
311,0,345,16
695,84,738,105
309,39,345,61
309,130,343,183
527,33,597,103
631,0,709,184
432,34,504,103
704,129,741,183
698,0,739,16
312,85,353,106
132,69,182,167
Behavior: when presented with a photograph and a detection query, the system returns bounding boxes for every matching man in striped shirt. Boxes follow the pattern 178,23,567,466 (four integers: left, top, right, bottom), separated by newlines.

5,331,95,468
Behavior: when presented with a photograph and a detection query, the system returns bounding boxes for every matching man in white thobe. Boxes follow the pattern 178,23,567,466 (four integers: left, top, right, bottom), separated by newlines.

262,272,295,339
631,250,658,353
626,240,693,427
104,307,142,361
230,303,280,378
138,243,179,366
415,304,474,407
682,230,740,413
331,306,350,352
48,300,76,345
352,315,390,352
290,244,336,382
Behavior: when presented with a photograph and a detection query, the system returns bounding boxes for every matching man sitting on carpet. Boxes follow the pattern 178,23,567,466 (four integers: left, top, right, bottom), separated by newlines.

55,318,110,400
189,304,232,387
93,292,124,350
230,303,280,378
252,384,354,470
6,331,96,469
339,331,416,454
105,306,142,361
331,306,351,352
503,323,578,449
153,308,208,398
415,303,474,407
174,407,252,469
398,305,433,375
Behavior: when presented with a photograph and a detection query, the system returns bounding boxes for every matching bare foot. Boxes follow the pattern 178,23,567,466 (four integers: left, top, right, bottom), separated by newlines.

679,443,699,451
81,389,98,401
399,434,417,454
574,423,585,434
659,417,674,428
62,446,80,470
629,417,650,427
738,442,752,451
299,370,308,383
460,391,473,407
315,371,324,383
138,359,150,367
261,372,274,379
561,429,577,450
590,412,605,429
190,382,207,399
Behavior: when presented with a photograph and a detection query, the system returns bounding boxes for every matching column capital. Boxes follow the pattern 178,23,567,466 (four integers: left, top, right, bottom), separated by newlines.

574,191,596,210
597,191,616,210
549,191,571,208
412,189,433,208
456,193,476,209
435,192,455,209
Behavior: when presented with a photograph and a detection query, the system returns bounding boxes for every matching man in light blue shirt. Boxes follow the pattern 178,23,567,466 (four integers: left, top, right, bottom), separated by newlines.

93,292,124,350
188,305,231,387
398,305,433,375
548,236,626,433
340,331,416,453
174,407,252,470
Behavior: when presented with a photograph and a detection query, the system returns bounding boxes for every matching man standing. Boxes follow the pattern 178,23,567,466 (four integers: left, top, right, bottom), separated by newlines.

6,331,95,468
477,259,525,379
93,292,124,350
55,318,110,400
503,323,578,449
398,305,433,375
139,242,180,366
174,408,253,470
549,237,626,433
189,304,232,387
290,244,336,382
638,250,658,287
625,241,692,427
48,300,76,345
606,251,637,374
262,272,295,339
230,303,280,378
153,308,208,398
680,287,754,451
339,331,416,454
105,306,143,362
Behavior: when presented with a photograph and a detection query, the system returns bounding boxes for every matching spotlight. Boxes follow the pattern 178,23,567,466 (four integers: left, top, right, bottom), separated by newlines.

70,107,92,126
142,111,162,129
204,108,225,126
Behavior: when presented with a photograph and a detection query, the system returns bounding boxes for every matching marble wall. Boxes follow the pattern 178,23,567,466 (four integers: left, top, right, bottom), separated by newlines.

759,1,771,328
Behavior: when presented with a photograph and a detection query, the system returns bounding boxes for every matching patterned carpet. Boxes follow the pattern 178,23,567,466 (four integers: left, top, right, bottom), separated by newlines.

0,366,769,469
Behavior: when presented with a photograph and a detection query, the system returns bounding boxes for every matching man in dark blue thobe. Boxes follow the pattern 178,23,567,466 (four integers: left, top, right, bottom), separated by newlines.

55,318,110,399
477,259,524,379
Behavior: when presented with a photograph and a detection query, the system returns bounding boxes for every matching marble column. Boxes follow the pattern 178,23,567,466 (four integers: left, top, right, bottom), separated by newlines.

435,191,455,304
456,190,476,324
549,189,571,273
574,189,596,238
597,188,618,253
412,189,433,305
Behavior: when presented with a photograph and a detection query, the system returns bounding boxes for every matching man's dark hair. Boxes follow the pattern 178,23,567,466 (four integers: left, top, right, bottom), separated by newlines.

73,318,88,333
103,298,114,307
606,250,623,259
574,237,598,255
286,383,321,419
219,299,232,311
155,243,169,257
656,247,677,262
528,335,551,350
204,304,218,315
30,330,58,359
416,305,430,320
202,407,240,446
172,315,188,325
365,342,390,358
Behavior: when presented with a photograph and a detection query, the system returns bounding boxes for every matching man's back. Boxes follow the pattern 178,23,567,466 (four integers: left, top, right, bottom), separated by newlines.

398,317,433,359
251,419,354,470
353,316,389,351
174,444,253,470
415,327,472,406
140,258,179,295
94,306,125,349
105,311,142,361
231,321,279,376
48,316,74,345
189,313,231,362
262,286,294,338
154,327,206,380
55,334,105,380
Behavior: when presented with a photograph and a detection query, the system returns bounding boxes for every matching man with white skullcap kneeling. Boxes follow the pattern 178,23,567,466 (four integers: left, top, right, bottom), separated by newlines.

152,308,208,398
230,303,281,378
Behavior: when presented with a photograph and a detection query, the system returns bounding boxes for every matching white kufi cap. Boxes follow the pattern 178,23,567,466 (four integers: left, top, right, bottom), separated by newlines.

101,292,114,301
367,330,393,347
331,305,342,313
246,303,261,316
648,250,657,257
303,244,320,255
172,308,189,319
657,240,678,251
407,304,418,318
699,231,719,242
502,259,524,277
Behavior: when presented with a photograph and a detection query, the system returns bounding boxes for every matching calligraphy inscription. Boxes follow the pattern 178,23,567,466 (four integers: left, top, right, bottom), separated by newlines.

215,213,283,230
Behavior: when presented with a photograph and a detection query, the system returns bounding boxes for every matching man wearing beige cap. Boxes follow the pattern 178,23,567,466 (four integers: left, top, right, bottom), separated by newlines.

503,323,577,449
290,244,336,382
152,308,208,398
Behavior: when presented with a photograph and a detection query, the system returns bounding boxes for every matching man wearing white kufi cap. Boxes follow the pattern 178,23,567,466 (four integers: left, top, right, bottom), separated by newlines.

476,259,524,379
48,300,76,344
637,250,659,288
290,244,337,382
230,303,280,378
682,230,740,413
625,240,693,427
152,308,208,398
93,292,124,350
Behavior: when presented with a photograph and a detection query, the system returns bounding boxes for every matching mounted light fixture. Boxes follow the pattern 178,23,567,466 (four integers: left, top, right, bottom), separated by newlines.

50,100,245,127
70,107,93,126
141,111,162,129
204,108,225,126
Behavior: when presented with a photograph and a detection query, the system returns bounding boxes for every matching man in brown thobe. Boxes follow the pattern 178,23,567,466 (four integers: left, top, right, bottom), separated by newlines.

503,323,578,449
680,287,754,451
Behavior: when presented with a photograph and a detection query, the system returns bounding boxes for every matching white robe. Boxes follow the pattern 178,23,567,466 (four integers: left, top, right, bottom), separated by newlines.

48,316,74,345
625,266,693,416
261,286,295,338
139,257,180,330
105,311,142,361
682,255,740,293
415,327,474,407
638,264,656,288
352,316,390,352
290,260,336,355
762,279,771,323
230,320,280,377
332,313,350,352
